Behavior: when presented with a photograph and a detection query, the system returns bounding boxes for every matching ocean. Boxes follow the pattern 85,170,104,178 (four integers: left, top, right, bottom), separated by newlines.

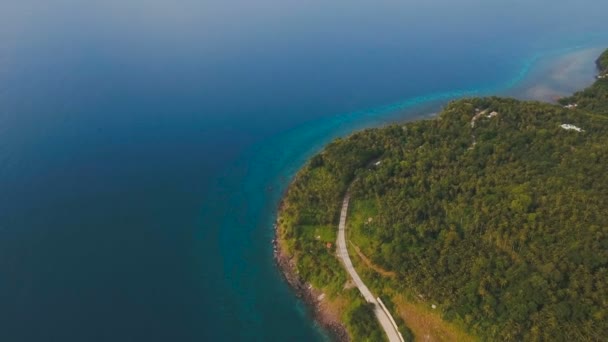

0,1,607,340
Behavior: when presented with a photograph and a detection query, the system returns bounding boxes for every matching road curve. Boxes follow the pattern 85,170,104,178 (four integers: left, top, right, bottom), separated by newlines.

336,193,404,342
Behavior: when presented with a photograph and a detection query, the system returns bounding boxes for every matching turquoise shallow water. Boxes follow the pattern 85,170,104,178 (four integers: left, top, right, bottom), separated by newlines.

0,1,607,341
204,42,607,341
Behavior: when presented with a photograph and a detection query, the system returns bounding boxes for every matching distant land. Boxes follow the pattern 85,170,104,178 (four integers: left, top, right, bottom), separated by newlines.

276,49,608,341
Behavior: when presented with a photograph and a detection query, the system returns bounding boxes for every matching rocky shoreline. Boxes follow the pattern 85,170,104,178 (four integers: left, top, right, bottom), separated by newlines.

273,224,349,342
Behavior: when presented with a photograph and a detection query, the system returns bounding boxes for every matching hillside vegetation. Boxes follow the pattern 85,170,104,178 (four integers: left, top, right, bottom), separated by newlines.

278,49,608,341
597,49,608,72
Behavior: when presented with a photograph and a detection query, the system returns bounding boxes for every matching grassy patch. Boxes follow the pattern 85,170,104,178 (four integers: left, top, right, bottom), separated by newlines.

299,224,336,243
394,295,476,342
348,198,379,251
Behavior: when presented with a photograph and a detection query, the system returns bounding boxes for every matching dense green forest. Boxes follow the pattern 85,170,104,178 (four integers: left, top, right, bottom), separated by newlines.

278,50,608,341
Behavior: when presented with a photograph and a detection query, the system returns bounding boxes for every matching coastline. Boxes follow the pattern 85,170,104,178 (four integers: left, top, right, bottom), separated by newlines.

507,46,603,102
270,45,608,341
273,219,349,342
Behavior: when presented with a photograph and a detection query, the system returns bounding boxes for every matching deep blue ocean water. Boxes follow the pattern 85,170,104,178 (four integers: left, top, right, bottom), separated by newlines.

0,1,607,341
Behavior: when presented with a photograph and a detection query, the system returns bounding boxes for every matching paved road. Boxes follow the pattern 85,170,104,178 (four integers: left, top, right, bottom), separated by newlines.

336,193,404,342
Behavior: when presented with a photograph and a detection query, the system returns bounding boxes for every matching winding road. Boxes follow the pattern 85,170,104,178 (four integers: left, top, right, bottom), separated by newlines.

337,193,404,342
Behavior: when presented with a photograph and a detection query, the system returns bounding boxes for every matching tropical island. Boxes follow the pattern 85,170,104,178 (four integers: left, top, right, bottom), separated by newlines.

276,49,608,341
